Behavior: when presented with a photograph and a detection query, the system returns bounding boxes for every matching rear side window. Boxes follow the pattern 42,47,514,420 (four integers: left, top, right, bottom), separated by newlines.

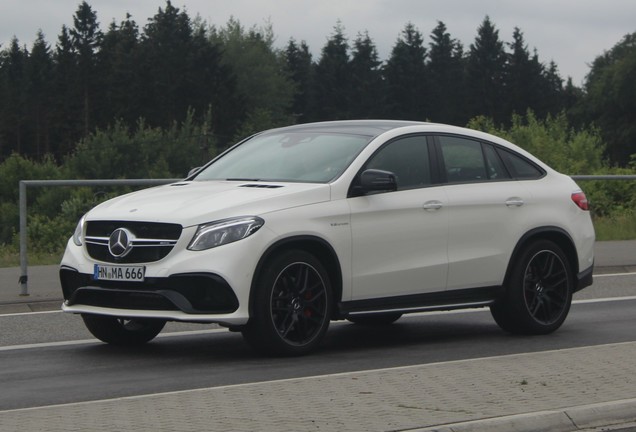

498,149,544,179
483,144,510,180
439,136,487,182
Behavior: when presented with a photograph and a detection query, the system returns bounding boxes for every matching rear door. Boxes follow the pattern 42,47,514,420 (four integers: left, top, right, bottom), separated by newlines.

436,135,536,290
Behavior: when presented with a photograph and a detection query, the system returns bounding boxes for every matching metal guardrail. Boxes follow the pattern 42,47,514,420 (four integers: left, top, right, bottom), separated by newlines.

16,175,636,296
18,179,181,296
572,175,636,181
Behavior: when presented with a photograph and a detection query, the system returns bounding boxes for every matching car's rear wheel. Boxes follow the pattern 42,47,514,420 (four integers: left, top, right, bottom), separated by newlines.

347,312,402,326
82,314,166,345
491,240,573,334
242,250,332,356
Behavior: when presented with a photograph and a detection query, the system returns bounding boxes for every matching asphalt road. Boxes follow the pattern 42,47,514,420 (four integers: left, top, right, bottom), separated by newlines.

0,272,634,412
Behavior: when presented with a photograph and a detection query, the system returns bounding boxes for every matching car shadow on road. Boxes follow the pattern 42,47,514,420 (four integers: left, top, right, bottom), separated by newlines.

76,312,508,364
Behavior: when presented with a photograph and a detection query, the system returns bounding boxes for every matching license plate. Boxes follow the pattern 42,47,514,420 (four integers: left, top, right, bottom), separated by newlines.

93,264,145,282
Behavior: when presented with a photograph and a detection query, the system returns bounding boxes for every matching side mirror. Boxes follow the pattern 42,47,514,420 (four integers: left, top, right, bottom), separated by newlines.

359,169,398,194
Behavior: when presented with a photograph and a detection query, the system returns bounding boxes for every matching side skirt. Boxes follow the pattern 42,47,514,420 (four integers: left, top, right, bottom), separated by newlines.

338,286,502,318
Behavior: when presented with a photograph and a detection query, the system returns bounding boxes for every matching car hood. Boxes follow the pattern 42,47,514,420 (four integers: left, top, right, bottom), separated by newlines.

86,181,331,227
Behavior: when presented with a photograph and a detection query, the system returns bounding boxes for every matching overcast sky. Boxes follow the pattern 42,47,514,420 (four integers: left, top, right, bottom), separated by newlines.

2,0,635,85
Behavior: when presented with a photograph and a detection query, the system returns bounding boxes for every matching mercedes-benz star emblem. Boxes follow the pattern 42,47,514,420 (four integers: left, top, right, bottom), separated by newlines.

108,228,135,258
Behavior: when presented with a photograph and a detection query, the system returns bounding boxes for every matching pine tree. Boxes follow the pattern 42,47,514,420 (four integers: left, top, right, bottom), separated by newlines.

505,28,540,118
313,22,351,120
349,31,384,119
51,25,82,158
284,39,314,122
428,21,465,124
466,16,506,123
26,31,54,156
539,60,564,116
70,1,102,135
190,24,243,146
3,38,28,155
98,15,141,126
383,23,428,120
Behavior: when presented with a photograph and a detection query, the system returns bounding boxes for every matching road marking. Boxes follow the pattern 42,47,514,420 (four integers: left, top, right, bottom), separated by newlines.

595,271,636,278
1,340,635,415
574,295,636,304
0,328,227,352
0,309,61,318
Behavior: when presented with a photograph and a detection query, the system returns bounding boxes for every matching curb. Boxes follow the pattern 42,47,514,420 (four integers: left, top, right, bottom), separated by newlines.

410,398,636,432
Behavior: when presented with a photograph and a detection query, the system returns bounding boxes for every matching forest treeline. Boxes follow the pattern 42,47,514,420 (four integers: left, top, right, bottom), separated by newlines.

1,1,635,165
1,1,636,255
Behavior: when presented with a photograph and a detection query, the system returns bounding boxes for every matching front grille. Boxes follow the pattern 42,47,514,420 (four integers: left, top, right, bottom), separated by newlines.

85,221,182,264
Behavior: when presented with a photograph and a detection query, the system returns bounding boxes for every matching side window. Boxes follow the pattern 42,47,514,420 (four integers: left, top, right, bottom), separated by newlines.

439,136,487,183
365,136,431,190
498,149,544,179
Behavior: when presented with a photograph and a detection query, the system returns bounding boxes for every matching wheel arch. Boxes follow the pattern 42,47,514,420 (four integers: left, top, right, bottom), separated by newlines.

504,226,579,288
249,235,343,319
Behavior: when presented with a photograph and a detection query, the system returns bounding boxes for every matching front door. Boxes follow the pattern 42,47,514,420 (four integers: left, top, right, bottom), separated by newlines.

349,135,449,300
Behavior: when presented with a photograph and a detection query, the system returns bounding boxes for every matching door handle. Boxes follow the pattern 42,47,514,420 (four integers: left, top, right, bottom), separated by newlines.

505,198,524,207
423,201,443,211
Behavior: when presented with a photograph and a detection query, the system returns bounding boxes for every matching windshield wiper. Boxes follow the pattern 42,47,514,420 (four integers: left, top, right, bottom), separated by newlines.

226,178,261,181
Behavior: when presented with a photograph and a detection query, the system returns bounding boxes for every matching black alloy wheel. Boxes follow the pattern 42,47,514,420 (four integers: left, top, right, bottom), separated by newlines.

522,249,570,325
491,239,573,334
82,314,166,345
242,249,332,356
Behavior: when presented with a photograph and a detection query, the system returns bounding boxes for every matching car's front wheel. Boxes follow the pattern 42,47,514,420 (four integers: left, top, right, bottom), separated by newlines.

82,314,166,345
242,249,332,356
491,240,573,334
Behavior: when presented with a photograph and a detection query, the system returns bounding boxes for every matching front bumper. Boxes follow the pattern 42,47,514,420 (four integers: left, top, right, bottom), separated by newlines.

60,266,248,326
61,267,239,313
58,225,266,325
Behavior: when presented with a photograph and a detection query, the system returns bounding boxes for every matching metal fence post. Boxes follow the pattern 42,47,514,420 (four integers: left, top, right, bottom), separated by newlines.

19,181,28,296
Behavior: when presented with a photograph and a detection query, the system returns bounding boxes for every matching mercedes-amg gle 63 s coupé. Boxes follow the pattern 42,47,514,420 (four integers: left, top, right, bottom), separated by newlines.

60,120,595,355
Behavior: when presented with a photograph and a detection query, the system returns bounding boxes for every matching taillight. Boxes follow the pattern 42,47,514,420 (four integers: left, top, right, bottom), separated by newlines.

571,190,589,211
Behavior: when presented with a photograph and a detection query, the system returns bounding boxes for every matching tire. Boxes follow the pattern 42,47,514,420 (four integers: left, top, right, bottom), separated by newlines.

82,314,166,345
491,240,573,335
242,249,333,356
347,312,402,326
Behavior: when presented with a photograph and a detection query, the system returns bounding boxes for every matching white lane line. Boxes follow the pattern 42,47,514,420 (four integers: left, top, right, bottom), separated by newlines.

0,309,62,317
0,328,227,352
595,272,636,277
2,339,635,415
574,295,636,304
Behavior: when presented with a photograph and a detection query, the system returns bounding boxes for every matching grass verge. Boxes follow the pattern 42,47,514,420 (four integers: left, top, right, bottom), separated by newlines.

593,212,636,241
0,247,64,268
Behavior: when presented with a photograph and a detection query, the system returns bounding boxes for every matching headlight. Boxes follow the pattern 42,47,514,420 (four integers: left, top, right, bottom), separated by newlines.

187,216,264,251
72,215,86,246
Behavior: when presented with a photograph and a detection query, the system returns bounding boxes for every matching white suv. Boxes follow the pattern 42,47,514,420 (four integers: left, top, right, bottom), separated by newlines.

60,120,595,355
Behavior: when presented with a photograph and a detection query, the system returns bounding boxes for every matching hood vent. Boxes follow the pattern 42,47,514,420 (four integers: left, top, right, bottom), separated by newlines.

239,184,283,189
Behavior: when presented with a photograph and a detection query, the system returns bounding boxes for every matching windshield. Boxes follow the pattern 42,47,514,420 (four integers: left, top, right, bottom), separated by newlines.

194,131,372,183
